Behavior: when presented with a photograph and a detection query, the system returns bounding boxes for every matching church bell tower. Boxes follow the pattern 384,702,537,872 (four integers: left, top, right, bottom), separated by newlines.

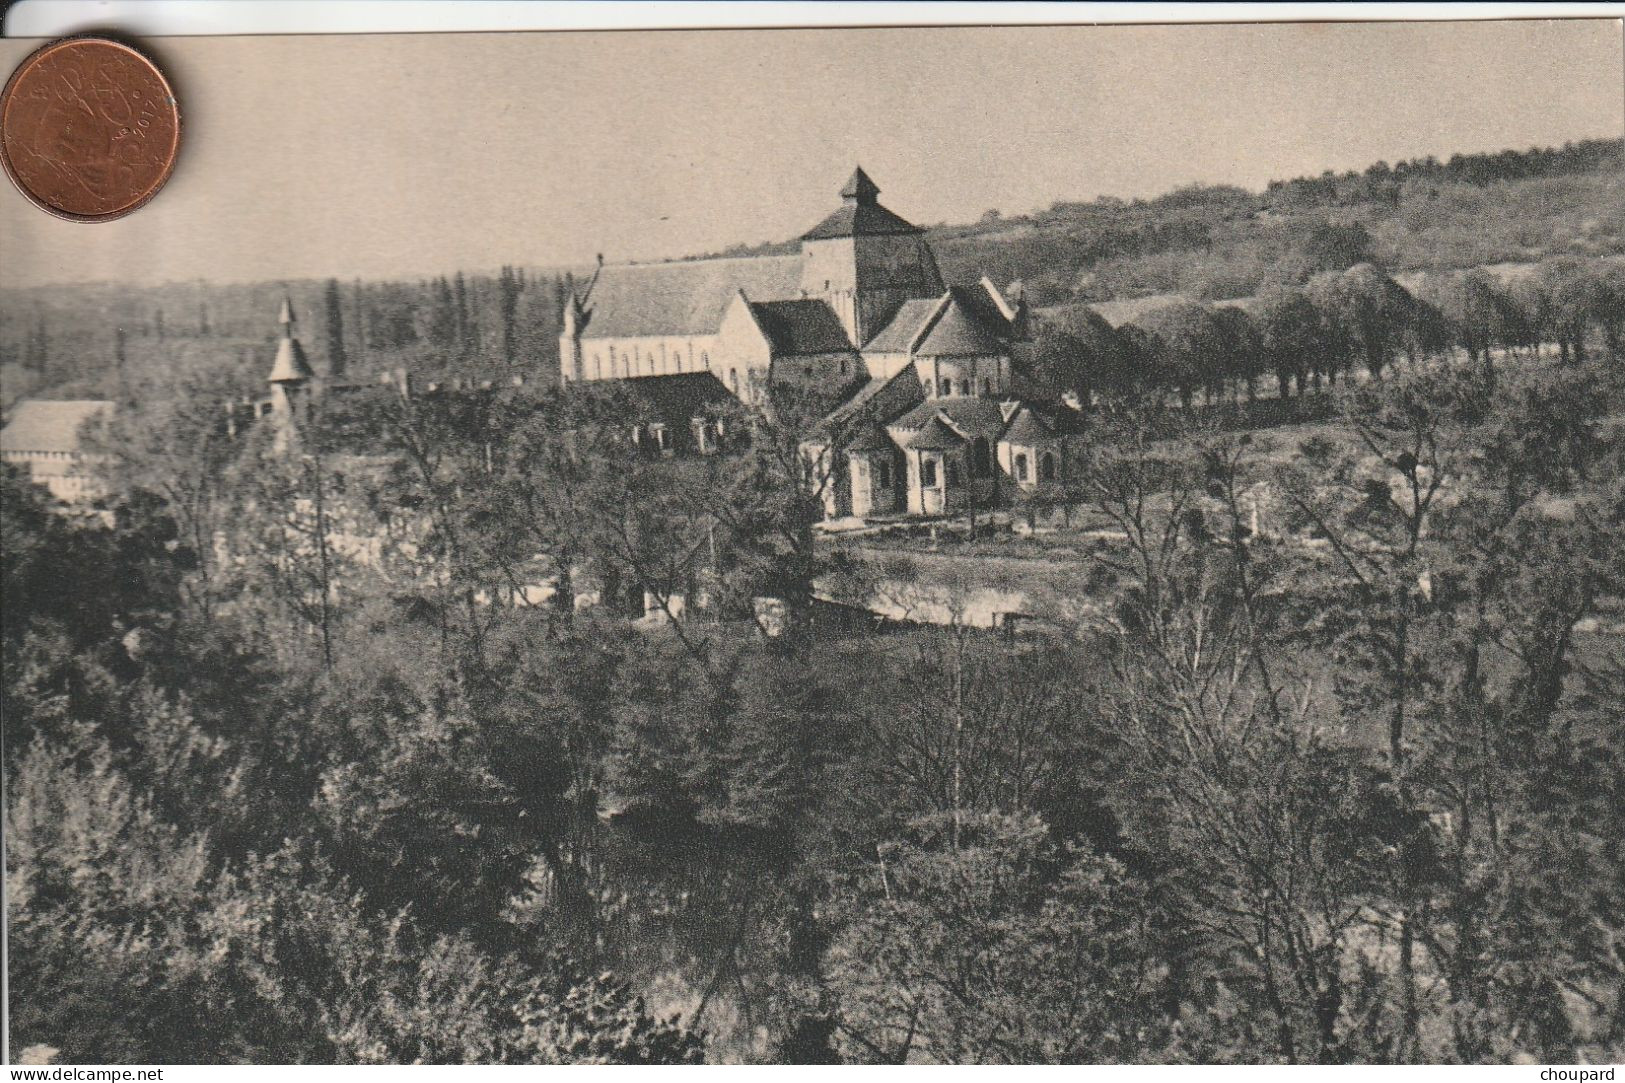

799,167,944,347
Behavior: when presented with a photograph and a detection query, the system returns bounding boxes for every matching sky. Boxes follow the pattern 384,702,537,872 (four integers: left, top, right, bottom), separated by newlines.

1,18,1621,288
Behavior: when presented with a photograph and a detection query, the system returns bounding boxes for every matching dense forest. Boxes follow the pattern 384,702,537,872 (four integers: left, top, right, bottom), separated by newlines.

5,230,1625,1061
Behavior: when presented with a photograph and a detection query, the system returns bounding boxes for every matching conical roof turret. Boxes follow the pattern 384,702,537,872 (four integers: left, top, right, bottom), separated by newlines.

267,294,315,384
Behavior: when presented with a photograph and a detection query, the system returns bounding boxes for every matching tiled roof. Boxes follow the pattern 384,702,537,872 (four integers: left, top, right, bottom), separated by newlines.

1001,408,1053,445
914,286,1010,357
749,299,854,355
803,168,923,241
889,395,1009,435
802,201,923,241
0,399,113,454
843,421,897,454
620,372,734,426
1008,401,1089,442
267,336,315,382
579,255,804,340
903,413,967,450
864,298,942,353
807,364,921,442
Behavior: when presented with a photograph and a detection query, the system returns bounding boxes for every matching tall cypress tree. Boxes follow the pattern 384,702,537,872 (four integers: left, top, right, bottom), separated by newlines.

453,271,471,359
499,265,520,365
351,278,367,361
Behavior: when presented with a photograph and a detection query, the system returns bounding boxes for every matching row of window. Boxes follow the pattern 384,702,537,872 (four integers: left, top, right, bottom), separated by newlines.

918,449,1056,488
593,346,713,380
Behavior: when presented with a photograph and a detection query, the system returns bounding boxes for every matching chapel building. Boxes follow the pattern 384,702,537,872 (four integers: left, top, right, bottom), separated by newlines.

561,167,1085,520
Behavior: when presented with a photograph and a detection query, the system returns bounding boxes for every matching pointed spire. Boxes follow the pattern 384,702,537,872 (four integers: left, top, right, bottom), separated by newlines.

267,294,315,384
840,166,880,205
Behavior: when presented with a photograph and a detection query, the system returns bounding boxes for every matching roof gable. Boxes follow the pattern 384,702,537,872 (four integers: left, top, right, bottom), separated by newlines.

843,421,897,454
914,287,1010,357
863,297,943,353
749,299,854,355
889,396,1009,436
903,413,968,450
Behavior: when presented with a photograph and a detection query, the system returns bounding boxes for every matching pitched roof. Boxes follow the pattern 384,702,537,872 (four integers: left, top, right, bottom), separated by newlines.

843,421,897,455
1006,401,1089,442
802,201,923,241
749,299,854,355
1001,408,1054,445
0,399,113,454
806,358,927,441
903,413,968,450
620,372,734,426
889,395,1010,436
579,254,805,340
801,168,923,241
913,286,1010,357
864,298,942,353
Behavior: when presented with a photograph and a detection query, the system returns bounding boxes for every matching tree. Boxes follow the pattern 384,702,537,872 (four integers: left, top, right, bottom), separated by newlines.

1127,300,1224,408
1210,305,1264,402
1536,257,1618,365
454,270,472,359
825,814,1171,1064
1025,307,1136,405
1418,270,1525,371
1273,364,1625,1060
1257,287,1324,398
1319,263,1415,381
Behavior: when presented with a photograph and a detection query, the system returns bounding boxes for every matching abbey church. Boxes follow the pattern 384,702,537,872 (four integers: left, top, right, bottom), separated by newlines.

560,168,1085,519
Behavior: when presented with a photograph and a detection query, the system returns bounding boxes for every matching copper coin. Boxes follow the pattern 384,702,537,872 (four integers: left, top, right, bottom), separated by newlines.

0,36,180,223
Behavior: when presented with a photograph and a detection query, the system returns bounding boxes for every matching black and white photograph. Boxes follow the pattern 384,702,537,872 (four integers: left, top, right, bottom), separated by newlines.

2,4,1623,1071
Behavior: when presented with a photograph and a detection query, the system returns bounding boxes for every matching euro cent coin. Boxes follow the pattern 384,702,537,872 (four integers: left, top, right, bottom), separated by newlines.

0,36,180,223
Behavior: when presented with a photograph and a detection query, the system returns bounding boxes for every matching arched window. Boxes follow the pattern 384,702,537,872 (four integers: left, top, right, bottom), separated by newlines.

972,437,991,479
1040,452,1057,481
939,378,952,397
959,379,971,396
729,368,739,393
876,460,890,489
982,378,993,395
921,457,939,487
702,351,710,369
1015,453,1029,482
